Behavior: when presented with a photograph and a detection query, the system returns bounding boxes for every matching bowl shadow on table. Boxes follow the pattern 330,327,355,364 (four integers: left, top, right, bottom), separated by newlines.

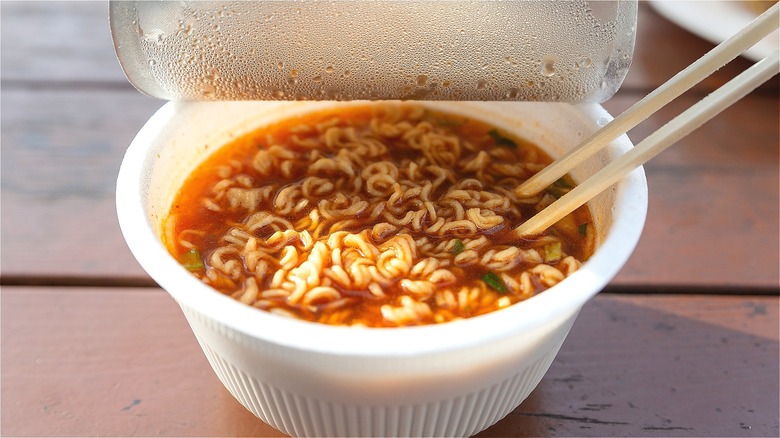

477,296,779,438
195,296,778,438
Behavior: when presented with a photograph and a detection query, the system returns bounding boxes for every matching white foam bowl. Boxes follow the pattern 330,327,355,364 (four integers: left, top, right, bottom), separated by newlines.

116,101,647,437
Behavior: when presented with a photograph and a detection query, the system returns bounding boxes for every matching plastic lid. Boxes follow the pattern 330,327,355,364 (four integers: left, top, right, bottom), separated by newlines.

111,1,637,102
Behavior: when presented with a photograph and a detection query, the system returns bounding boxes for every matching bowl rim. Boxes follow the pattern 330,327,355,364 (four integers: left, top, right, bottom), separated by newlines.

116,100,647,359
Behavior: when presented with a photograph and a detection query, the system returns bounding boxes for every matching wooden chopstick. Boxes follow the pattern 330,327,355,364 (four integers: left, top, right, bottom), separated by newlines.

515,3,779,199
515,49,780,238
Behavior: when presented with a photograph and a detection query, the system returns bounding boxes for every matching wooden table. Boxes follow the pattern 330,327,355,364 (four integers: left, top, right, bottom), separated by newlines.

2,2,777,436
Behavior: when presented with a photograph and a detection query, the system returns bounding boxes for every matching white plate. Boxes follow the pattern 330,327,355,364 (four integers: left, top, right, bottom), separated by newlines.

649,0,778,62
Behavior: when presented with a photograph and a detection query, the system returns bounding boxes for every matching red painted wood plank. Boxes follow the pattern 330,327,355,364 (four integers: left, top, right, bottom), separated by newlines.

2,288,777,437
0,1,126,83
0,89,162,280
2,90,776,288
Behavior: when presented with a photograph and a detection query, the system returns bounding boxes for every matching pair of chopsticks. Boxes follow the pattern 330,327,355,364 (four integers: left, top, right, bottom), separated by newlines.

514,3,780,237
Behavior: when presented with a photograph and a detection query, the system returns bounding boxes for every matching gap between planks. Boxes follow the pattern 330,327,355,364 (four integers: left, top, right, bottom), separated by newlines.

1,275,777,296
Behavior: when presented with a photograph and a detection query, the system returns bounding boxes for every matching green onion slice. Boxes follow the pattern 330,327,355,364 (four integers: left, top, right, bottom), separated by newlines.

488,129,517,148
453,239,465,255
181,249,205,271
552,177,573,189
544,241,562,262
482,271,508,293
546,178,574,198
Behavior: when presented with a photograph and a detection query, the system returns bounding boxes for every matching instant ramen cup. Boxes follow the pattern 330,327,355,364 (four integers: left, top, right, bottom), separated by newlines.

116,101,647,437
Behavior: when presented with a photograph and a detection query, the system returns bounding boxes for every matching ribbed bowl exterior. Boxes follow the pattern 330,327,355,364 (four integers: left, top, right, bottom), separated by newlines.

181,303,573,437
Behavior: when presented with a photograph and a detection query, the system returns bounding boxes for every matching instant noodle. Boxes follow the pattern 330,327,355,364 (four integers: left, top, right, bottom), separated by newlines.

164,103,594,327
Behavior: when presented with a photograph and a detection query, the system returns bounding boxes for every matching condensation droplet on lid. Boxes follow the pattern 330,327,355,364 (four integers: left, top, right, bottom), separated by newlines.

416,74,428,86
325,66,334,74
476,79,487,90
204,67,220,81
143,30,166,44
575,57,592,69
540,59,556,77
201,84,216,98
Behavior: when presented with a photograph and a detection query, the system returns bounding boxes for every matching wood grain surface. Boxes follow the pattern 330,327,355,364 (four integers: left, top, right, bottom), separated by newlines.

2,288,777,437
2,91,777,286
